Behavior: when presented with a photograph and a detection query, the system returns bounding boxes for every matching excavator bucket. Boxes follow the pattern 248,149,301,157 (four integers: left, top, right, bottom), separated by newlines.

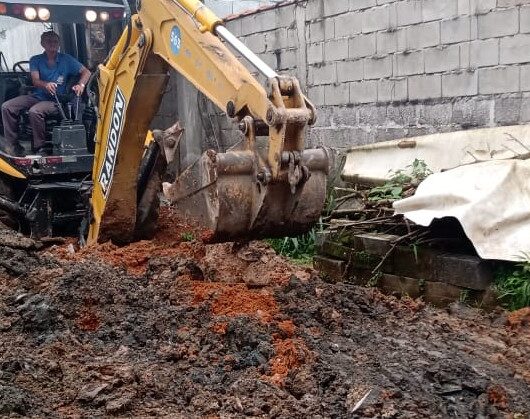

160,75,330,242
163,146,330,241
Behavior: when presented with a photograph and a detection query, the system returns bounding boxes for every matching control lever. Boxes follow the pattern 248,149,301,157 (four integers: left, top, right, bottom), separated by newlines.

75,95,80,122
52,92,68,121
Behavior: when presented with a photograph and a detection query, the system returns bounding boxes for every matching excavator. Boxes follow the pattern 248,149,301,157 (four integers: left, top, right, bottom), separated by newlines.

0,0,330,245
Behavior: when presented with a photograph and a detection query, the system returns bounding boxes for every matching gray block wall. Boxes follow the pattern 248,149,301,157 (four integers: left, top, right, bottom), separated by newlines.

155,0,530,157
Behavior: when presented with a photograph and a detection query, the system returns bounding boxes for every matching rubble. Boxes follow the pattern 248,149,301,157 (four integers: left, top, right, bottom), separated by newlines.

0,206,528,417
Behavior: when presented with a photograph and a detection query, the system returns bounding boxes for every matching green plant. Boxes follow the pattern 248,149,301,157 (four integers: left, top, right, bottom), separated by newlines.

495,259,530,311
368,159,432,202
459,289,470,304
267,227,317,264
180,232,195,242
367,271,382,287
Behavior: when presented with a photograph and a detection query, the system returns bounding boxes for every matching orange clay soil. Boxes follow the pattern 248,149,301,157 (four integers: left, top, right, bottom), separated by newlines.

51,207,207,275
192,282,279,324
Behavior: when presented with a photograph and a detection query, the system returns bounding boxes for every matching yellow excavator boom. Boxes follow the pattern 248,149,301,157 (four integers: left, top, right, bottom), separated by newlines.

88,0,329,244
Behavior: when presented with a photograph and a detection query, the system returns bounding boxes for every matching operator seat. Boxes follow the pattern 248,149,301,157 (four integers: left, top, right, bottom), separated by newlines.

17,74,81,150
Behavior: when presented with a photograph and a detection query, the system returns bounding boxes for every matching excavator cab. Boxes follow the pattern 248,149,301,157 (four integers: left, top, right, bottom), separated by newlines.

0,0,124,237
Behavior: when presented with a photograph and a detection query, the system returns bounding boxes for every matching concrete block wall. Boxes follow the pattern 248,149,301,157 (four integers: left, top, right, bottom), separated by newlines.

304,0,530,148
156,0,530,159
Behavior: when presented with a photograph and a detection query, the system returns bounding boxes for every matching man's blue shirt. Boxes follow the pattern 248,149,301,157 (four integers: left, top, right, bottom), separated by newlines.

29,52,82,101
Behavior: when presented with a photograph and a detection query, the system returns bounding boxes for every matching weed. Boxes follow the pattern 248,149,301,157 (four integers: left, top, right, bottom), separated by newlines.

495,258,530,310
368,159,432,202
267,227,318,264
459,289,470,304
181,232,195,242
367,271,382,287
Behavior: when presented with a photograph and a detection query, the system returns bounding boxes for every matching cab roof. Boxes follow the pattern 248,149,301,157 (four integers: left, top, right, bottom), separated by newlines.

0,0,124,23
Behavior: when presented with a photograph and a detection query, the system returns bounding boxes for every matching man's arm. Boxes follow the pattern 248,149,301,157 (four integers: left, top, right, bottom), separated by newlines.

72,66,91,97
30,70,57,95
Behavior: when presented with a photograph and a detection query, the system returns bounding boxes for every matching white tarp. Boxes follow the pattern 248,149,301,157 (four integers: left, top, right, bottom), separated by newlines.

342,125,530,184
393,159,530,261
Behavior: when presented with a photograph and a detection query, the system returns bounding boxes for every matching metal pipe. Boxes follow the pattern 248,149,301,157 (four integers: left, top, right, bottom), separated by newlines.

215,26,278,79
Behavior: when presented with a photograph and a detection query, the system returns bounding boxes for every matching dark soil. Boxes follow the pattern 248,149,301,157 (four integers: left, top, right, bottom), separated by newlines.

0,211,529,418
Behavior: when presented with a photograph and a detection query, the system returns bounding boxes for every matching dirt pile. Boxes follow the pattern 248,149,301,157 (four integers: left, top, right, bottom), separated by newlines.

0,210,529,417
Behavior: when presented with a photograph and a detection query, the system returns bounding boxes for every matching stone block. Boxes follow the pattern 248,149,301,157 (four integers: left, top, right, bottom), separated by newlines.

313,106,333,127
521,5,530,33
325,84,350,105
331,106,359,126
349,33,377,59
378,78,408,102
396,0,422,26
478,9,518,39
274,5,296,28
392,246,437,280
337,60,364,82
350,0,377,11
424,45,460,73
458,0,470,15
313,255,347,283
243,34,266,54
469,39,499,67
277,49,297,70
308,20,324,42
417,102,453,125
265,28,288,52
353,233,400,255
442,71,478,97
470,0,496,14
424,281,465,307
379,274,422,298
364,56,393,79
522,65,530,91
452,98,493,128
407,22,440,50
478,66,519,94
309,63,337,85
334,12,362,38
375,127,408,141
309,126,375,148
494,97,522,125
362,4,391,33
377,28,407,54
324,38,350,61
387,103,418,126
307,42,324,64
324,0,351,17
306,0,324,21
308,86,325,106
500,34,530,64
408,74,442,100
433,253,493,290
357,104,388,124
441,16,472,45
520,93,530,120
394,51,424,76
308,19,334,43
350,80,378,103
422,0,458,22
318,238,352,260
498,0,530,6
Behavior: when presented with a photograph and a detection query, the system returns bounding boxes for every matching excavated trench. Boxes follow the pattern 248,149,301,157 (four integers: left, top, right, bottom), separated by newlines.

0,207,529,417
